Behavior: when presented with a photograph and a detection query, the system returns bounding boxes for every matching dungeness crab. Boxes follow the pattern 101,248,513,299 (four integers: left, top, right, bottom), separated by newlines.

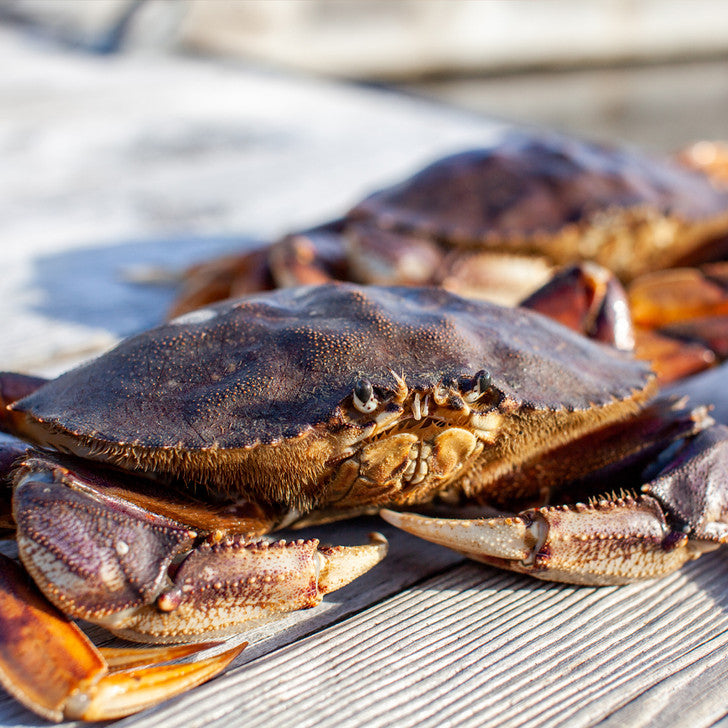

170,130,728,384
1,283,728,721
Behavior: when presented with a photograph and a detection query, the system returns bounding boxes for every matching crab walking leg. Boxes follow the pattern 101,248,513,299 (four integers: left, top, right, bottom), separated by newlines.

0,372,49,435
0,433,31,532
382,425,728,586
0,553,244,721
65,644,245,721
519,262,728,385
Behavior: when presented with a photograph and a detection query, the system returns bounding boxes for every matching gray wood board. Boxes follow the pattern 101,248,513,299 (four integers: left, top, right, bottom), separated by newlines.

113,551,728,728
2,25,728,728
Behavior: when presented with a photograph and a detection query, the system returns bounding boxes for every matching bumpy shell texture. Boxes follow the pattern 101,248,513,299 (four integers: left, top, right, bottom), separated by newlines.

350,131,728,243
15,285,652,449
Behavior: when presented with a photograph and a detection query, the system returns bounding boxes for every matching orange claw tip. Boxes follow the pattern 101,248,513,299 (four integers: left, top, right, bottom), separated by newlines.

65,642,246,721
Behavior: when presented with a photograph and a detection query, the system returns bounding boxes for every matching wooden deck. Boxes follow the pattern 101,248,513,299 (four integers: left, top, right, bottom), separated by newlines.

2,26,728,728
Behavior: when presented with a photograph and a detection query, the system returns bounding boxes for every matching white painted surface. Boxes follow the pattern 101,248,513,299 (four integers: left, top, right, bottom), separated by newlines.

181,0,728,78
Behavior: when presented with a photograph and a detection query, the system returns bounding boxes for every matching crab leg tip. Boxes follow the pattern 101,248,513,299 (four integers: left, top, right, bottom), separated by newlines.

380,509,534,561
316,533,388,594
98,640,234,671
368,530,388,545
0,548,246,722
65,642,246,721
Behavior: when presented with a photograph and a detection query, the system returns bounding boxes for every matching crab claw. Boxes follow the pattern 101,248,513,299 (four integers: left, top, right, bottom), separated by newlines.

381,425,728,585
380,510,534,563
317,532,389,593
11,452,388,646
520,262,635,351
116,532,389,642
382,498,705,585
0,553,244,722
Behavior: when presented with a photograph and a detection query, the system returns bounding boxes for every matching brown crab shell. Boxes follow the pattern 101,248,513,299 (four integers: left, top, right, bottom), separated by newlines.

348,132,728,281
11,285,653,503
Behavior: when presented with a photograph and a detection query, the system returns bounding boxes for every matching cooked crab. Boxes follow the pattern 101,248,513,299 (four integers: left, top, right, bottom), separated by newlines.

1,283,728,721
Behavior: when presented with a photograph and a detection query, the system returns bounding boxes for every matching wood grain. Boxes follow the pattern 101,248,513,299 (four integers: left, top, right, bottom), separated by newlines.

111,551,728,728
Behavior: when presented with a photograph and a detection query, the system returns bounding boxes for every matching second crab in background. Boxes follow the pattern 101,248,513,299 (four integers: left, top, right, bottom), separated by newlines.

171,130,728,385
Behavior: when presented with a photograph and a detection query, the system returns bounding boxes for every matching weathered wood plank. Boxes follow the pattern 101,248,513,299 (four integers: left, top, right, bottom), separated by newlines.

596,646,728,728
107,551,728,728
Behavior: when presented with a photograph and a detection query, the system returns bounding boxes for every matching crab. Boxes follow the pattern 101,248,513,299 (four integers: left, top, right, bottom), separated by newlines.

169,130,728,384
1,283,728,721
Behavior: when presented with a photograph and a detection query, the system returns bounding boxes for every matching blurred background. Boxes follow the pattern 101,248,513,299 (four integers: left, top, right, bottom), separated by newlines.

2,0,728,374
4,0,728,150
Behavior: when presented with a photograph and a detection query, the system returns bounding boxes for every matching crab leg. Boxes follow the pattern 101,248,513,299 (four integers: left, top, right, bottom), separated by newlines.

518,263,728,384
67,643,244,721
520,262,635,351
0,432,30,532
168,220,349,318
382,425,728,586
0,552,244,721
0,372,49,435
629,263,728,383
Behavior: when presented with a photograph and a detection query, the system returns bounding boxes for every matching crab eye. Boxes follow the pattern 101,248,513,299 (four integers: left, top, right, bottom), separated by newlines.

464,369,492,403
477,370,492,392
353,378,378,413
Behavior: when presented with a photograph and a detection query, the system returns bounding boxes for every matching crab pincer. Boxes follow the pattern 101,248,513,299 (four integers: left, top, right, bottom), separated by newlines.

0,449,386,720
0,434,385,720
14,454,384,630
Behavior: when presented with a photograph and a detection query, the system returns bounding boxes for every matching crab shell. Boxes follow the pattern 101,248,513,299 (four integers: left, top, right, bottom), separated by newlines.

347,131,728,282
11,285,654,512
